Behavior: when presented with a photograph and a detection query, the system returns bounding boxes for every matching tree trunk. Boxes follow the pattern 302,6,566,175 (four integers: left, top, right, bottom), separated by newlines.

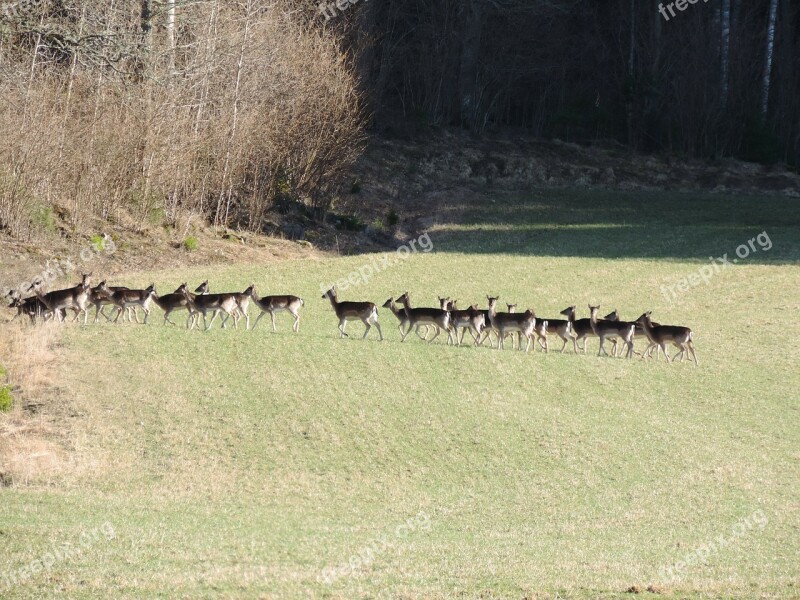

761,0,779,119
166,0,177,71
720,0,730,108
458,0,483,130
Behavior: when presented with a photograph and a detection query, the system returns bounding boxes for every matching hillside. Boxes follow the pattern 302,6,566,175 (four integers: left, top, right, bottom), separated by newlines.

1,187,798,599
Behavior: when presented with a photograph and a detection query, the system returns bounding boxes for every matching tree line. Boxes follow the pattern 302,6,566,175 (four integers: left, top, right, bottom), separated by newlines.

0,0,796,239
322,0,797,164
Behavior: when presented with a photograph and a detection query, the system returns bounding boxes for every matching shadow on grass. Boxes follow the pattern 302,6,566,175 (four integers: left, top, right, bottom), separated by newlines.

428,189,800,263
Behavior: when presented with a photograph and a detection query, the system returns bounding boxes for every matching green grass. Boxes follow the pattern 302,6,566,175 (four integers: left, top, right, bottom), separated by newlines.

1,189,798,599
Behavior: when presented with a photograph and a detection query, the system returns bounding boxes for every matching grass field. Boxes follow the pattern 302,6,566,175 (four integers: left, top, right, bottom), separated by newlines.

1,189,799,599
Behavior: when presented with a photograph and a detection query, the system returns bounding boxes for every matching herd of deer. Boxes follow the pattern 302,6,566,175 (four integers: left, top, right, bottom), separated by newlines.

4,275,698,365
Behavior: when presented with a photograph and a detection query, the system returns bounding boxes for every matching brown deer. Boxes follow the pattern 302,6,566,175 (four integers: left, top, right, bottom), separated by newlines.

180,286,241,331
448,304,486,345
486,296,539,352
636,312,698,366
34,273,92,324
98,283,158,324
560,306,619,355
250,287,304,333
588,305,635,358
153,281,208,327
322,287,382,340
395,292,452,344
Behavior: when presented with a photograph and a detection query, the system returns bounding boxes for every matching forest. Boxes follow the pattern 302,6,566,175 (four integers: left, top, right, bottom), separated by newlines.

0,0,797,238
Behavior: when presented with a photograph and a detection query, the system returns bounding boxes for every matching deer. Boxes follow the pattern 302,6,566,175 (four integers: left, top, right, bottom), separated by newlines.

383,297,417,338
153,281,208,327
448,304,486,346
588,305,636,359
6,290,50,324
250,287,304,333
383,297,435,340
560,306,620,355
395,292,452,344
534,309,574,353
322,287,382,340
486,296,539,352
88,282,138,323
180,286,241,331
499,303,525,350
603,309,660,358
34,273,92,324
475,299,501,348
635,312,698,366
219,284,255,330
98,282,158,324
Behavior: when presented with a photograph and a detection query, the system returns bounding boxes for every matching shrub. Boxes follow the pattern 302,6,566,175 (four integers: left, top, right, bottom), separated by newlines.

183,237,199,252
31,206,56,234
0,386,12,412
387,210,400,227
0,4,365,236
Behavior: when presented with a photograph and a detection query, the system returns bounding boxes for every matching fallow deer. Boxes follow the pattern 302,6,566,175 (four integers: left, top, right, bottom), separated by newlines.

35,273,92,324
588,305,635,358
636,312,698,366
250,287,304,333
322,287,382,340
486,296,539,352
153,281,208,327
395,292,452,344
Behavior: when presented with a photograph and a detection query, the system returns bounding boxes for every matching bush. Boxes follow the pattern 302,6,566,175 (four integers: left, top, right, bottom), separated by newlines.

183,237,199,252
0,4,365,236
0,386,12,412
387,210,400,227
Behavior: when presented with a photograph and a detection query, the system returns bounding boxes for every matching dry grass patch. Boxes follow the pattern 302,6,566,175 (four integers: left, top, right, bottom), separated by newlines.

0,322,67,486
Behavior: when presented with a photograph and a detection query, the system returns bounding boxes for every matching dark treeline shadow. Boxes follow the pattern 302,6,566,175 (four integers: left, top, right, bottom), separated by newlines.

429,189,800,263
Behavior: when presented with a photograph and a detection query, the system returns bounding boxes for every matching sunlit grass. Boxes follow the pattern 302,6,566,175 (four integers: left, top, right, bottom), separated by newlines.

1,188,798,599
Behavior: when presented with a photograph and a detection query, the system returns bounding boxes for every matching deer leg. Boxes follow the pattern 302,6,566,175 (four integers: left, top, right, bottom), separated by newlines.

361,318,371,339
205,310,220,331
428,326,441,344
372,317,383,341
270,311,278,332
339,318,349,338
685,341,698,366
559,333,569,353
292,311,300,333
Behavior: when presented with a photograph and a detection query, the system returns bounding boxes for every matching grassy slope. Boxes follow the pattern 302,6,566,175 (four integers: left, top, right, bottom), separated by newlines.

1,189,799,599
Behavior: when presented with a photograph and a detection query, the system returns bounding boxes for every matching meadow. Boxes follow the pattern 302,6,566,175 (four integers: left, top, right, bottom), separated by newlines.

1,189,798,599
